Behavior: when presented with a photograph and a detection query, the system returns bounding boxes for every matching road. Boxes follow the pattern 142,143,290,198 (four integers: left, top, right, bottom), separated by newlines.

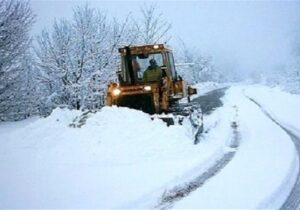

157,86,300,209
192,87,228,115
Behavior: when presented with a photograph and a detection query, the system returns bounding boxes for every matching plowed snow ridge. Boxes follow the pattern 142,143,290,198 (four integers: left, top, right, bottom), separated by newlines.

155,122,240,210
246,96,300,210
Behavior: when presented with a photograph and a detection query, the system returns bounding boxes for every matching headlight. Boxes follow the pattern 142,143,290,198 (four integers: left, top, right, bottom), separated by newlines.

112,88,121,96
153,44,159,49
144,86,151,91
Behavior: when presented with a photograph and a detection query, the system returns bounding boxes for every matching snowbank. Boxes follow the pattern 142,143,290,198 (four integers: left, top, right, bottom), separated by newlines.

0,104,232,208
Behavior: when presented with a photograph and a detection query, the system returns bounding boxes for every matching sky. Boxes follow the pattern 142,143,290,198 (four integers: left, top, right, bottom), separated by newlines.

30,0,300,78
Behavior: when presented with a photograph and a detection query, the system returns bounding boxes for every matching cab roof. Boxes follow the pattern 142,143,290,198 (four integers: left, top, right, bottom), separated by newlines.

118,44,172,55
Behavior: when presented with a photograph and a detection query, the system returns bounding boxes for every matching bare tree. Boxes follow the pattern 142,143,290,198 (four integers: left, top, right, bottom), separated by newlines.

137,4,172,44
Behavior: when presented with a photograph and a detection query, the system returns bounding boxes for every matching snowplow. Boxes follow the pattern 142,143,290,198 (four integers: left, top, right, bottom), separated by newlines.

106,44,203,139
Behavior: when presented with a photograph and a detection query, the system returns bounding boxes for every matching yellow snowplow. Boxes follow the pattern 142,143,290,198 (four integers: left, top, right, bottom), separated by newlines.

106,44,202,138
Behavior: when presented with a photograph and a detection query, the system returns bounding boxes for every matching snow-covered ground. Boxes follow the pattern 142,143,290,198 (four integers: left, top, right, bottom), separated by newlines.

0,83,299,209
0,102,233,208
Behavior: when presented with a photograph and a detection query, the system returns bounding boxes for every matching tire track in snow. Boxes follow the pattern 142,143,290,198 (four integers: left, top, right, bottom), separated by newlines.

154,107,241,210
245,96,300,210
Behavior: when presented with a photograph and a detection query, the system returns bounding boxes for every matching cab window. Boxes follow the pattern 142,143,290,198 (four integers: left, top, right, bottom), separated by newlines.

120,52,164,84
167,52,177,79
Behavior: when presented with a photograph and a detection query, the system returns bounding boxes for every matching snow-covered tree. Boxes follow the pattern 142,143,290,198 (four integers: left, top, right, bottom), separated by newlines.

261,25,300,93
0,0,35,120
14,52,40,119
175,40,218,84
35,4,139,111
280,63,300,93
291,27,300,92
268,23,300,93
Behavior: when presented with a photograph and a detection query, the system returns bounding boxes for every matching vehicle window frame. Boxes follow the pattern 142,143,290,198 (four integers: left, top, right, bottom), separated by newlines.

167,52,177,79
120,52,165,85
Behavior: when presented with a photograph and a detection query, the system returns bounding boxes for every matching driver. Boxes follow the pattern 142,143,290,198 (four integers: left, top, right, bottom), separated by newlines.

143,58,162,82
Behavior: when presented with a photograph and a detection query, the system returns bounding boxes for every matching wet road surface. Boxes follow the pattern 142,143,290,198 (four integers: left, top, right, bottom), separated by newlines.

192,87,228,115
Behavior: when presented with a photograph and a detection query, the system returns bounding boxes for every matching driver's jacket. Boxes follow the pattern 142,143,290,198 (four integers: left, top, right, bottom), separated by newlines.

143,65,162,82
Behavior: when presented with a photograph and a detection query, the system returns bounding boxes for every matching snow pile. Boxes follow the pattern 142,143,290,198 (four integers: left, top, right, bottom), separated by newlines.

0,105,232,209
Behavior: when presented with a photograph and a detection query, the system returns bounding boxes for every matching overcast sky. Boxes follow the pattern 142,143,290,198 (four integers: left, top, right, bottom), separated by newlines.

30,0,300,76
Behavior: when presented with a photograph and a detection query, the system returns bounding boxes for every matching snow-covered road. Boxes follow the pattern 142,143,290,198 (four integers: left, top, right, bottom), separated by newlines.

173,86,298,209
246,95,300,210
244,86,300,210
0,84,300,209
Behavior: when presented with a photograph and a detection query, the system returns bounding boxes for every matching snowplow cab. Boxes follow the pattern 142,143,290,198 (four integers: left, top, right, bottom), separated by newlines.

106,44,197,114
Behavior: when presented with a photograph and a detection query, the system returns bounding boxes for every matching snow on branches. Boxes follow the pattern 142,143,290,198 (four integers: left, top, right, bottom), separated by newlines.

0,0,36,121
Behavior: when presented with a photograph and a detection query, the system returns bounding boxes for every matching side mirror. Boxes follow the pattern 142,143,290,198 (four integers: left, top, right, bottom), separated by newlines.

116,70,123,82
